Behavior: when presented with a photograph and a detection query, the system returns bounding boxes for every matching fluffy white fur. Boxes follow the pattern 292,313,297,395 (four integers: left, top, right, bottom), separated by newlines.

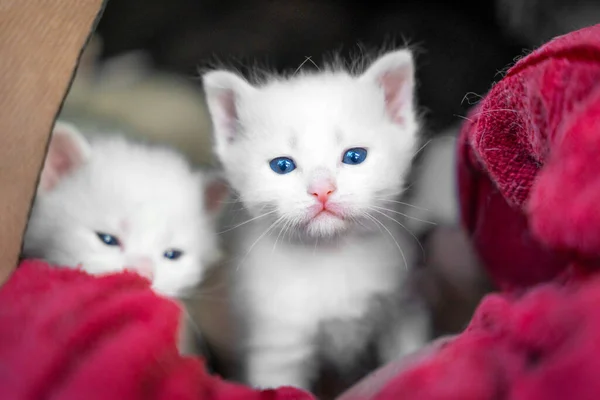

203,49,429,390
23,121,224,298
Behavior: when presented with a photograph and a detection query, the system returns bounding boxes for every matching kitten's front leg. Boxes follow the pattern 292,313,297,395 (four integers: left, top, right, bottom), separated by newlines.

243,326,316,390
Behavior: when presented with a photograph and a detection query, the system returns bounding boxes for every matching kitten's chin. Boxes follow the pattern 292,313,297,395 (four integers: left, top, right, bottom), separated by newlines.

304,212,349,238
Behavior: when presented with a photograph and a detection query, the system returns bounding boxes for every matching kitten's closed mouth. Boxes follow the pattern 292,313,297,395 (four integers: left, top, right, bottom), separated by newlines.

310,206,343,221
304,206,348,236
316,209,338,217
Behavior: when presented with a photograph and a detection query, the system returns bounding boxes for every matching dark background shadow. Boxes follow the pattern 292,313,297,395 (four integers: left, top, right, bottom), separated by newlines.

95,0,525,134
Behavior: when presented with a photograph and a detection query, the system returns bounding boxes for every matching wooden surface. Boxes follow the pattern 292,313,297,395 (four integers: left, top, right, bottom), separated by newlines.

0,0,105,286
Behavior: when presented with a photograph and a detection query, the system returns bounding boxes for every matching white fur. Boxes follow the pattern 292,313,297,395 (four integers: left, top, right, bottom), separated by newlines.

203,49,428,389
23,122,222,298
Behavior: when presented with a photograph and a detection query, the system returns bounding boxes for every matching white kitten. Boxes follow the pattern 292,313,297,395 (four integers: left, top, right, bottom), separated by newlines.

23,121,227,298
203,49,430,390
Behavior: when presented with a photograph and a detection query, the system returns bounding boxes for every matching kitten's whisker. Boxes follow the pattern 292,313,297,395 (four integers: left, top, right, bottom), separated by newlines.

361,212,408,271
374,198,430,212
285,217,299,244
350,215,370,231
368,207,425,257
238,216,286,270
272,218,292,253
218,210,277,234
362,212,384,234
371,204,436,225
412,139,432,159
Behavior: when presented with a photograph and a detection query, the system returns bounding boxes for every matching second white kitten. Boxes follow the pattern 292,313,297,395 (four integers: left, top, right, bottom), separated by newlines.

203,49,430,390
23,122,226,298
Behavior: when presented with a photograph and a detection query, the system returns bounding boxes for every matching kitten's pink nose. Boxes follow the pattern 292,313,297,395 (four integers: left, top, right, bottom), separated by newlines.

125,257,154,281
309,181,336,204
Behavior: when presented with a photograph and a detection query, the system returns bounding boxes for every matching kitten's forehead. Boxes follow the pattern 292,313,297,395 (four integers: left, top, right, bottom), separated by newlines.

57,136,204,225
89,166,198,212
242,74,385,135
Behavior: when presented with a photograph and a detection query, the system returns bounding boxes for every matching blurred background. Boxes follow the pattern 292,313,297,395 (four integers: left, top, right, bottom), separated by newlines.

59,0,600,394
63,0,600,164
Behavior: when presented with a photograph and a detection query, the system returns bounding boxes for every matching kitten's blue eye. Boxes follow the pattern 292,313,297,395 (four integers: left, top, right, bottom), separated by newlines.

342,148,368,165
96,232,120,246
269,157,296,174
164,249,183,260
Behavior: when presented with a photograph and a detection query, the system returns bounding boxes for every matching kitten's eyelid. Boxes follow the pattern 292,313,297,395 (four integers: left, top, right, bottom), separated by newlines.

266,155,295,162
164,246,184,253
342,146,369,152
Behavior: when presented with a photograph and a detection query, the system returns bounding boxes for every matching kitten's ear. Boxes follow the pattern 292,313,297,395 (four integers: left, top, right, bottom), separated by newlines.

200,171,230,216
359,49,415,125
39,122,91,192
202,70,255,147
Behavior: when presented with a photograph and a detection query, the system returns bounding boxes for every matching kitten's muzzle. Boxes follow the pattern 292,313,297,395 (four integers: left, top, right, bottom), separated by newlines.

124,257,154,281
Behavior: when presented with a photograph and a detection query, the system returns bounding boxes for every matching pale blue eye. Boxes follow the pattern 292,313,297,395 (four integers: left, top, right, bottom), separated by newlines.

96,232,120,246
342,148,368,165
164,249,183,260
269,157,296,174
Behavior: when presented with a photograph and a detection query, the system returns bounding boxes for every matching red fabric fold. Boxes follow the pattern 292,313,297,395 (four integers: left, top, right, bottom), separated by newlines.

373,276,600,400
0,260,313,400
457,23,600,289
